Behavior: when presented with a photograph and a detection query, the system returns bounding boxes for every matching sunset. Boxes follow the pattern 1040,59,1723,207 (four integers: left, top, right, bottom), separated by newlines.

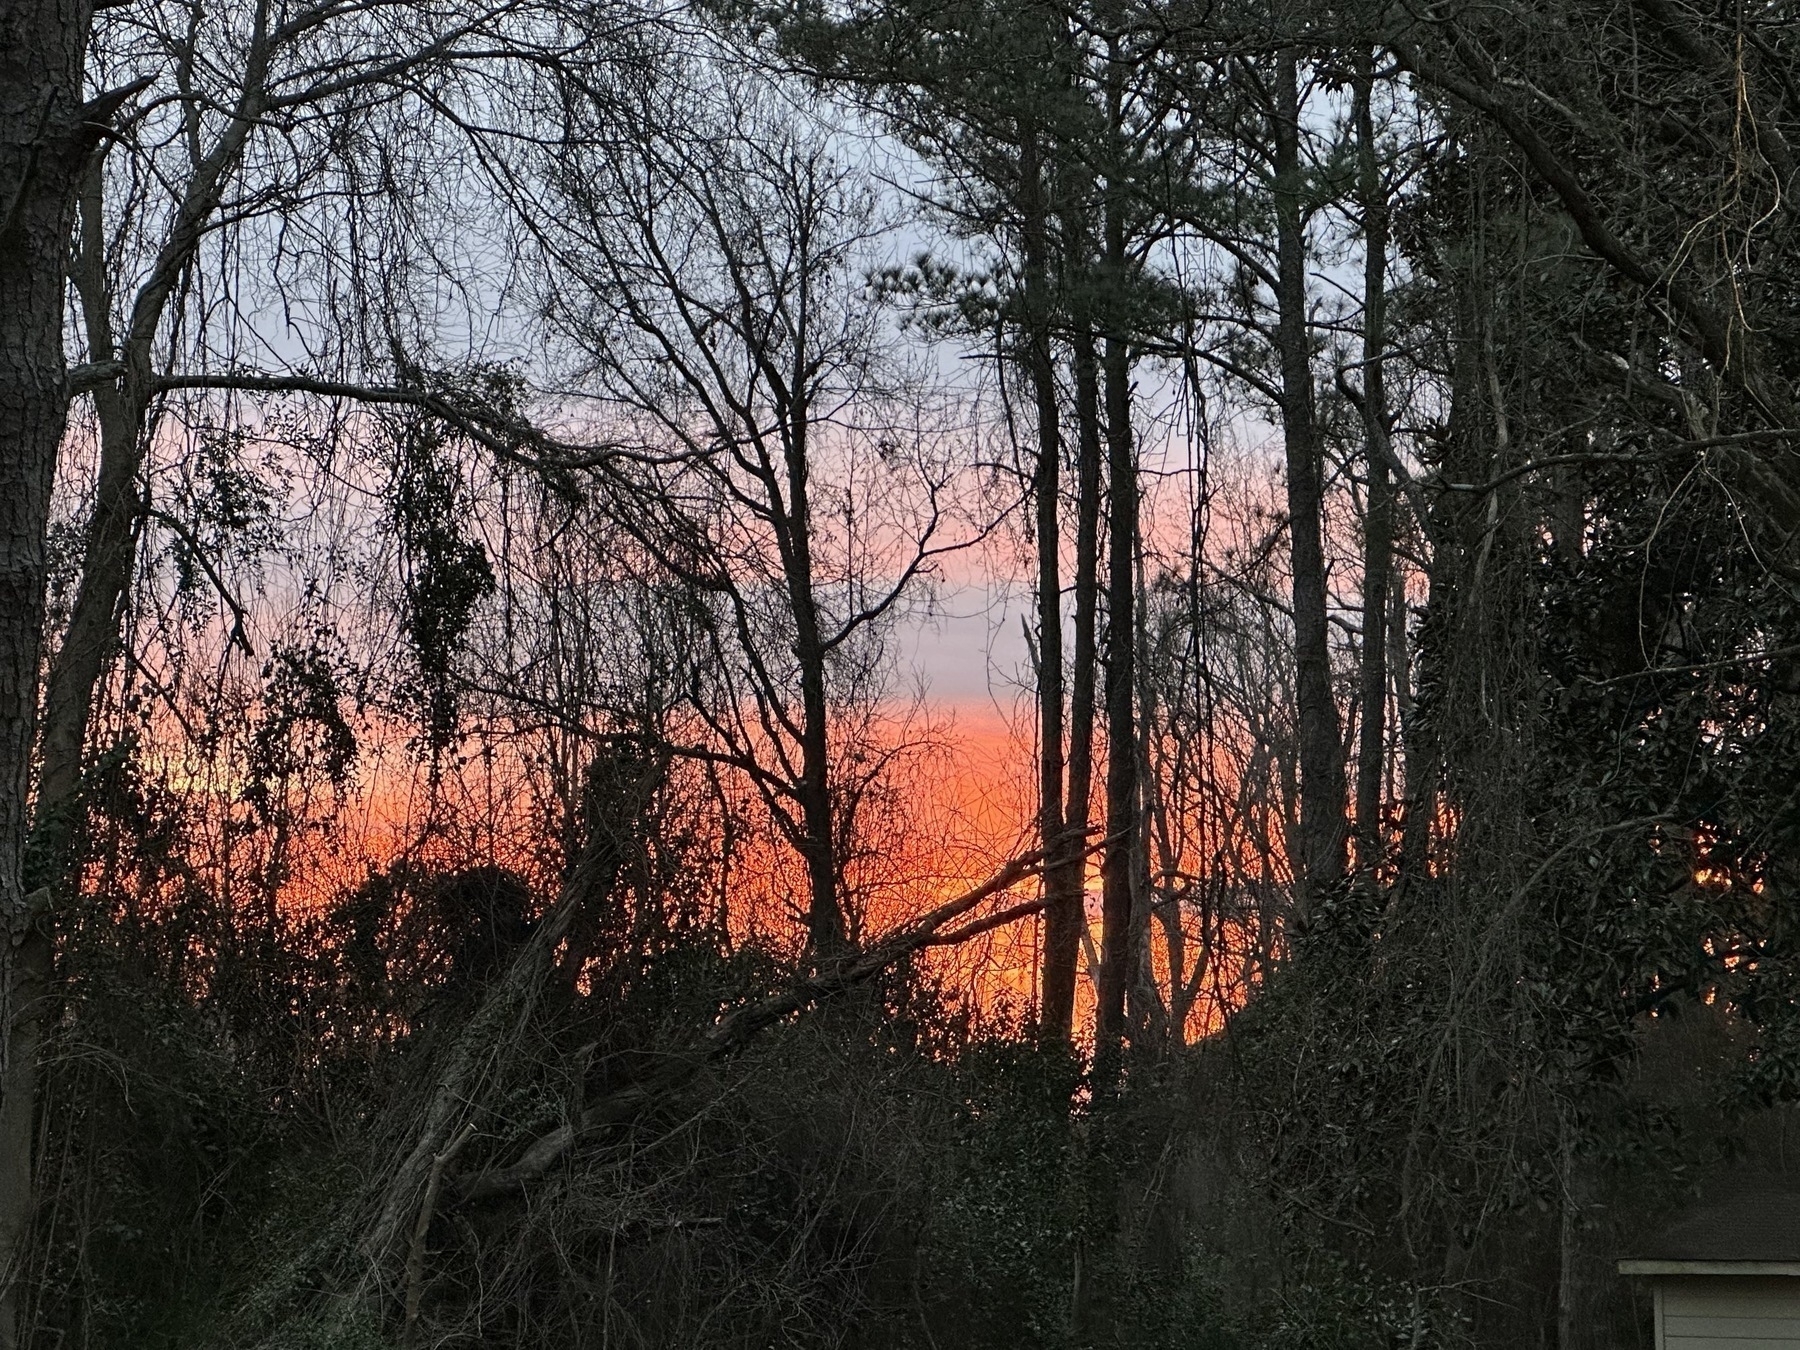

6,0,1800,1346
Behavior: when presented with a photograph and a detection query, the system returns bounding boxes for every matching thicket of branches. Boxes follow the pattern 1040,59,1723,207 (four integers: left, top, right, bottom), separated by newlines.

5,0,1800,1346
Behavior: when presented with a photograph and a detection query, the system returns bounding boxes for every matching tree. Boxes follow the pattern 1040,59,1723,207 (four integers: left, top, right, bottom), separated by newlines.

0,6,102,1343
508,53,962,954
1152,25,1351,927
1346,48,1396,878
747,0,1114,1045
3,0,590,1331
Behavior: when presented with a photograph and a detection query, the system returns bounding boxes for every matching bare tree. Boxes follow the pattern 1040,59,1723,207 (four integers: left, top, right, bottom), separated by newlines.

509,55,965,954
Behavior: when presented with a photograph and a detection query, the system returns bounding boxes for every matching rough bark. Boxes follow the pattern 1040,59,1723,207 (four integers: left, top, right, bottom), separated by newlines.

1092,14,1141,1074
1128,546,1163,1041
0,2,91,1340
6,63,273,1334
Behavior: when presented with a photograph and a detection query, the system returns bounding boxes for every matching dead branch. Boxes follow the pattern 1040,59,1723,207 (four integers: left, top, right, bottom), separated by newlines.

458,848,1050,1204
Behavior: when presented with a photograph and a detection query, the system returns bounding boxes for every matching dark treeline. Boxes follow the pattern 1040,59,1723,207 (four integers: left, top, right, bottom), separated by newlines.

4,0,1800,1346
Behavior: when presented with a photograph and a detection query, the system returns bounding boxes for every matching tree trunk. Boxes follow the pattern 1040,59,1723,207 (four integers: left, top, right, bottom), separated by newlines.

783,409,844,956
1041,317,1102,1047
1272,49,1345,925
1094,256,1137,1073
1093,16,1140,1075
1128,546,1164,1042
1557,1104,1579,1350
1351,53,1393,877
38,35,268,860
1021,127,1074,1046
0,3,91,1341
34,368,140,857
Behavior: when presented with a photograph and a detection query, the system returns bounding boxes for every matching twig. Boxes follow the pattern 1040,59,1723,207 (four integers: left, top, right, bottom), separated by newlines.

1580,642,1800,687
923,896,1048,947
148,508,254,656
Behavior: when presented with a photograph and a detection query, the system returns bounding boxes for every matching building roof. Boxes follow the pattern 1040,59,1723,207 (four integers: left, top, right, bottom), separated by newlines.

1618,1176,1800,1275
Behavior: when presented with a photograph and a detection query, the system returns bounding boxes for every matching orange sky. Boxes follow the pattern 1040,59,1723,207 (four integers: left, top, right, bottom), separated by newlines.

111,622,1271,1045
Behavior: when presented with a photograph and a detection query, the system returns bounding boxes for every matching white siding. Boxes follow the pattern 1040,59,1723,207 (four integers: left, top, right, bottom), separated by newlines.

1661,1277,1800,1349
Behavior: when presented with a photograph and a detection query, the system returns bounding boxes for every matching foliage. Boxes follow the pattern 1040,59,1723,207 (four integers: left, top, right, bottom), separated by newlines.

14,0,1800,1348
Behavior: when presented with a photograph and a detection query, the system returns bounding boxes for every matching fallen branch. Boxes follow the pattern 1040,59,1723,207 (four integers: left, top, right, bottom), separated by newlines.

923,896,1048,948
459,848,1053,1203
355,788,658,1297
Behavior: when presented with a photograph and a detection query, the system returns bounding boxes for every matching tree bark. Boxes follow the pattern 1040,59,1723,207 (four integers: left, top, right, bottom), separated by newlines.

10,82,276,1332
1272,49,1345,924
0,2,92,1340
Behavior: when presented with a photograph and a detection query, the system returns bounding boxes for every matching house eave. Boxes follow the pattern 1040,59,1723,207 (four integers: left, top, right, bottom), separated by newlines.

1618,1259,1800,1276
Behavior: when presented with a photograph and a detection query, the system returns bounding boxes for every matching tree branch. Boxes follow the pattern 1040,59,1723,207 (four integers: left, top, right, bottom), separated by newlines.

458,849,1052,1203
151,370,631,471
